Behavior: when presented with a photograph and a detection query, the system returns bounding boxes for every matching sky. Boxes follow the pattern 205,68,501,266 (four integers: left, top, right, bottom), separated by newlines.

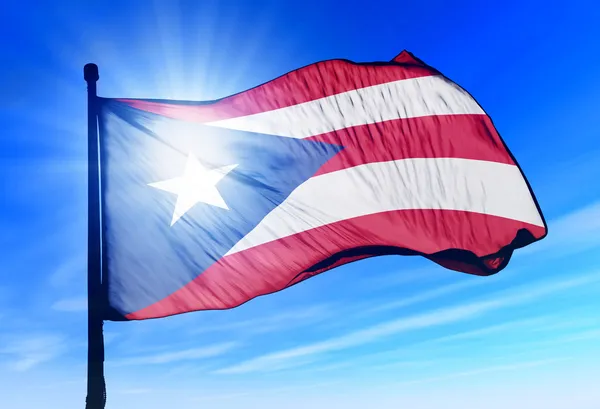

1,0,600,408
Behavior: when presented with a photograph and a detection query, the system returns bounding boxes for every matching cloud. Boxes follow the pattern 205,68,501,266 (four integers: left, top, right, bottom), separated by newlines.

521,328,600,349
103,332,119,345
363,359,437,372
366,279,485,314
520,200,600,257
192,304,334,335
48,256,86,288
0,334,67,371
296,361,356,373
188,380,345,403
424,316,553,344
529,315,600,333
116,388,153,395
396,358,569,386
287,315,563,376
364,266,443,290
51,296,87,312
213,272,600,374
318,277,494,334
112,342,238,366
554,328,600,342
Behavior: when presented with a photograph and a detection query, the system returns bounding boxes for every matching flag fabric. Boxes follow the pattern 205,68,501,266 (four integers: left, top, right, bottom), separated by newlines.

97,50,547,321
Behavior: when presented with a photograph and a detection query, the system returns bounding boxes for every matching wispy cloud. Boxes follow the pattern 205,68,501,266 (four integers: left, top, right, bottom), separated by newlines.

0,334,67,371
366,279,485,314
48,256,86,288
297,361,356,373
363,359,437,373
324,277,493,334
522,328,600,348
363,266,443,290
214,272,600,374
424,316,553,344
396,358,569,386
116,388,153,395
288,316,558,375
188,380,345,403
112,342,238,366
51,296,87,312
192,304,334,335
103,332,119,345
521,200,600,257
301,358,432,377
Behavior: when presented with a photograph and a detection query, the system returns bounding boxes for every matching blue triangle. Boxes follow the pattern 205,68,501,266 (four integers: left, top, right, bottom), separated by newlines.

99,100,343,315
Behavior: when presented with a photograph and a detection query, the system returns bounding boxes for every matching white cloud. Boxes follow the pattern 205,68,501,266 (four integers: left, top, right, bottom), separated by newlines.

112,342,238,366
116,388,153,395
48,256,86,288
214,272,600,374
287,316,560,375
363,359,437,372
51,296,87,312
521,200,600,257
521,328,600,349
424,316,553,344
296,361,355,373
192,304,334,335
188,380,346,403
364,266,444,289
103,332,119,345
0,334,67,371
554,328,600,342
366,279,485,314
536,317,600,332
396,357,569,386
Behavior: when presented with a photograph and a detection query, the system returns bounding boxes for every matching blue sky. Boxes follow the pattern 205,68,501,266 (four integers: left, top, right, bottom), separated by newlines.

2,1,600,408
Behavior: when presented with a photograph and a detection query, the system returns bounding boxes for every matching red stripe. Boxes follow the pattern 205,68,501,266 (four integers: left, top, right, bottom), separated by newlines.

126,210,546,320
392,50,428,65
310,114,515,176
117,58,436,123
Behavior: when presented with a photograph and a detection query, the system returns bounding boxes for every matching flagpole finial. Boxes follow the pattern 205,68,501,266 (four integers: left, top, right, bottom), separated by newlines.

84,63,99,83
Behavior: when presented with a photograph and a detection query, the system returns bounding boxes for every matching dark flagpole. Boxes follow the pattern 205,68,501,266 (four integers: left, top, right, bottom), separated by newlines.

84,63,106,409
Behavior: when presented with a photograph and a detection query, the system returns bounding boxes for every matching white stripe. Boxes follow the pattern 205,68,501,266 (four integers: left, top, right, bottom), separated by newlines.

226,158,544,255
205,75,485,138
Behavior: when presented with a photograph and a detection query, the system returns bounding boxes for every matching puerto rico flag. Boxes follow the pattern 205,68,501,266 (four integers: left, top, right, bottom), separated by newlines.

97,50,547,320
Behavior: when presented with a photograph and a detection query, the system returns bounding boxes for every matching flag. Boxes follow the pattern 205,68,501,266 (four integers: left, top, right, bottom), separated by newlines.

97,50,547,321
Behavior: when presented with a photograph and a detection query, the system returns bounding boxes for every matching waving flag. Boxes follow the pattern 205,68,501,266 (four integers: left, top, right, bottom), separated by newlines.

97,50,547,320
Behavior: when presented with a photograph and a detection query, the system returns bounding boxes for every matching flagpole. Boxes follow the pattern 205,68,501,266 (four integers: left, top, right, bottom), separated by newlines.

84,63,106,409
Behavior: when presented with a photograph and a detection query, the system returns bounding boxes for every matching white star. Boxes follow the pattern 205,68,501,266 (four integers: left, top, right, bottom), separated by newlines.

148,153,238,226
